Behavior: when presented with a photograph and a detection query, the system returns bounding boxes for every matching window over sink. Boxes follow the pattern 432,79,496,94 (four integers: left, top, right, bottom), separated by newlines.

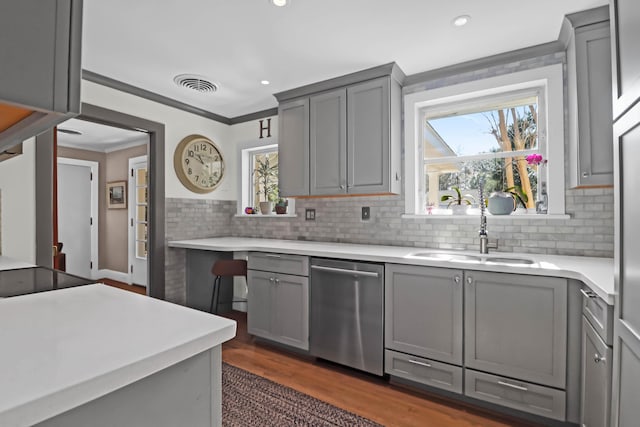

404,64,565,216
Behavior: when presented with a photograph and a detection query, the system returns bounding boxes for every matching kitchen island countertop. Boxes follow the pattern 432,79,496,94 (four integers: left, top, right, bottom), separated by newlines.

169,237,615,304
0,284,236,426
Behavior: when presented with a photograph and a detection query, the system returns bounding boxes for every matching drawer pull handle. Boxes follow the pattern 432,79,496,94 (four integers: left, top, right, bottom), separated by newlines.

310,265,380,278
580,288,597,299
594,354,606,364
408,359,432,368
497,381,528,392
264,254,282,259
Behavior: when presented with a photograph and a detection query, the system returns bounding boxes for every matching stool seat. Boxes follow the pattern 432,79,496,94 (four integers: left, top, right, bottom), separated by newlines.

210,259,247,314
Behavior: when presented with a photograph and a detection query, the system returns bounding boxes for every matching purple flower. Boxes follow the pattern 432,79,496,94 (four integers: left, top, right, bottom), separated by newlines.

526,154,546,166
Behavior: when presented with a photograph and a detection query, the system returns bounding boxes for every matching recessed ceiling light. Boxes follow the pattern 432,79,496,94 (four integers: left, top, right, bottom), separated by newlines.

261,80,270,85
453,15,471,27
270,0,289,7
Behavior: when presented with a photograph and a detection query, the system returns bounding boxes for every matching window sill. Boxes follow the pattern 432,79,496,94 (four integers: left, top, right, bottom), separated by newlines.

234,214,298,218
402,213,571,220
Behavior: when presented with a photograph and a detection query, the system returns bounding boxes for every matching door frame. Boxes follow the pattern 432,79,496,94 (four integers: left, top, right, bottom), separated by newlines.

36,103,166,299
128,154,148,287
57,157,99,279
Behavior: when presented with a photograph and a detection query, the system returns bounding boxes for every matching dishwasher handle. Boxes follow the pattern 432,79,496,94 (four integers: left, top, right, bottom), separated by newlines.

311,264,380,278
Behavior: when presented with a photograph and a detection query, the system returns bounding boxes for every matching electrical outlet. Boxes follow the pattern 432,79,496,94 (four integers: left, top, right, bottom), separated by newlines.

305,208,316,221
361,206,370,220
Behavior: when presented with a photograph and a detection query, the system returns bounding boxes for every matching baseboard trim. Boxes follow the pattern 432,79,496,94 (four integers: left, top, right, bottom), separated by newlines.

97,269,131,284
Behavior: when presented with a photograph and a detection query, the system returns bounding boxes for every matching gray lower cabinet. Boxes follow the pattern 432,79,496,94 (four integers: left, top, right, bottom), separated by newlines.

278,98,310,197
0,0,82,151
465,369,567,421
464,271,567,390
247,268,309,350
385,349,462,394
581,317,612,427
385,264,463,365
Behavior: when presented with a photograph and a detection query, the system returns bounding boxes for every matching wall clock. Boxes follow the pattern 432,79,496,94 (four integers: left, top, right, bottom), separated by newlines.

173,134,225,193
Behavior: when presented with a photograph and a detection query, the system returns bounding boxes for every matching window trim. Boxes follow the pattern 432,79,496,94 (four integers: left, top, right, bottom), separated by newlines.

404,64,565,215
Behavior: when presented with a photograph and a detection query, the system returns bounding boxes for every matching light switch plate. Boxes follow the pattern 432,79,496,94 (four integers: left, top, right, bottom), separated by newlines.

305,208,316,221
362,206,370,220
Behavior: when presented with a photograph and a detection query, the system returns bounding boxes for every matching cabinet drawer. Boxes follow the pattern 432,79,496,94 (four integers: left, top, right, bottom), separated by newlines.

465,370,566,421
581,286,613,346
248,252,309,276
385,350,462,394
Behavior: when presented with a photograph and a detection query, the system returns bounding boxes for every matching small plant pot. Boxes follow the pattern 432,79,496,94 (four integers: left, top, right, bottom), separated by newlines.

275,205,287,214
488,192,515,215
450,204,469,215
259,201,274,215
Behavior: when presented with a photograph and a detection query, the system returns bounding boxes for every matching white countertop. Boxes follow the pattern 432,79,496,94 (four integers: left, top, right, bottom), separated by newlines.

0,284,236,427
0,256,35,271
169,237,615,304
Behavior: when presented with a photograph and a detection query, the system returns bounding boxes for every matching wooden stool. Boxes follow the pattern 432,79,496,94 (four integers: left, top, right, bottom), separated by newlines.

210,259,247,314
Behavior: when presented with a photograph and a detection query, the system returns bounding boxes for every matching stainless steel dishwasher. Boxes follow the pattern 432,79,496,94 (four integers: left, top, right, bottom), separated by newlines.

310,258,384,375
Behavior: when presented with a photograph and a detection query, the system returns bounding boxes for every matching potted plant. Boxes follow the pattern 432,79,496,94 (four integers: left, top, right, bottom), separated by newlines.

488,186,528,215
254,157,278,214
275,197,288,214
441,187,475,215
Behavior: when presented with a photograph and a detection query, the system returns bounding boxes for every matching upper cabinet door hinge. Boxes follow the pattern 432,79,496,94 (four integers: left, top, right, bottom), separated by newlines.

90,217,93,226
90,172,93,181
131,169,134,177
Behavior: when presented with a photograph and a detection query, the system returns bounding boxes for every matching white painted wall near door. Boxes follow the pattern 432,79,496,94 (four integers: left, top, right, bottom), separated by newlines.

58,162,96,279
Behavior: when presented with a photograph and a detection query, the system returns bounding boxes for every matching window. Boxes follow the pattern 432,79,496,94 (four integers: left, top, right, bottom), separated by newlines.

237,142,294,215
404,64,565,216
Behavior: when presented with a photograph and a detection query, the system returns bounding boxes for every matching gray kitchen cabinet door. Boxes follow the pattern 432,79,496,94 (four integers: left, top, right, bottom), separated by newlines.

347,77,390,194
581,318,612,427
247,269,275,339
310,88,347,195
385,264,463,365
610,0,640,120
273,273,309,350
575,21,614,186
464,271,567,389
278,98,309,196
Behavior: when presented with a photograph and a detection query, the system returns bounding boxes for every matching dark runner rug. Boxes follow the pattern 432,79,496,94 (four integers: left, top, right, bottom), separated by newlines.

222,363,384,427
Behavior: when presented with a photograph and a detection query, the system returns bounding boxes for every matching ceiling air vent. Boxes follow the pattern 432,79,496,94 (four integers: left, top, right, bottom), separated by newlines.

174,74,219,94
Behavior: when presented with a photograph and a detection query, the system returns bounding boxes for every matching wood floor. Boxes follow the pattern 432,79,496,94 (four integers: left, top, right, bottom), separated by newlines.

99,278,147,295
221,310,542,427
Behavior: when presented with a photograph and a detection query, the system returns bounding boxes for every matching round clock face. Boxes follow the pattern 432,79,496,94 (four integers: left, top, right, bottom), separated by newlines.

173,135,225,193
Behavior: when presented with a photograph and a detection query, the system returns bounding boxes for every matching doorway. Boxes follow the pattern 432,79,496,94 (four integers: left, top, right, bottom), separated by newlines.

57,158,99,278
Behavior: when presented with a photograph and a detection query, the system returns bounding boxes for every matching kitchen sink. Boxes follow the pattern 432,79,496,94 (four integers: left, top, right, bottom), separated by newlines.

408,252,535,267
409,252,484,263
484,257,536,266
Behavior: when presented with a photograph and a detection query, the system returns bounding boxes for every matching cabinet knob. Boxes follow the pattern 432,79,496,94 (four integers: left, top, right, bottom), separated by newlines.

594,354,606,364
453,275,461,284
340,184,345,190
269,277,275,282
466,276,474,285
582,171,589,178
274,278,280,284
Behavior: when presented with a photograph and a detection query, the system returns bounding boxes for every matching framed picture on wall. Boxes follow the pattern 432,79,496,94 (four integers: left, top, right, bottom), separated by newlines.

107,181,127,209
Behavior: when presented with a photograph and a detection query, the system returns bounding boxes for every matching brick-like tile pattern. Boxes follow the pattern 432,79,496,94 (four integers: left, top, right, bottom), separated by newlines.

165,198,235,304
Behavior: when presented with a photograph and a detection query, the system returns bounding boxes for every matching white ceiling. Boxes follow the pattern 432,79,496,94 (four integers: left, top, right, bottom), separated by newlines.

57,118,148,152
82,0,608,119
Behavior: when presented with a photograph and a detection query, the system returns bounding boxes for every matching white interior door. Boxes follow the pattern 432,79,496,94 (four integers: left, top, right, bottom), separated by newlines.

128,156,148,287
58,163,93,278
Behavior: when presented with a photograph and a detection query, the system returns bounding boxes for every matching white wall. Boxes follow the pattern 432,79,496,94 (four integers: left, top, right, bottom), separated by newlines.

0,137,36,263
81,80,236,200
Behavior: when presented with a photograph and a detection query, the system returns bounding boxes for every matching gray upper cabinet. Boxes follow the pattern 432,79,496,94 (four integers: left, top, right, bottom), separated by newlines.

464,271,567,389
0,0,82,152
610,0,640,120
564,7,613,187
310,88,347,195
278,98,310,197
385,264,463,365
275,63,404,197
347,78,396,194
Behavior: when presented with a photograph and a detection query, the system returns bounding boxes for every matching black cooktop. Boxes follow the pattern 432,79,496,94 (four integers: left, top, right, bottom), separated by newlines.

0,267,94,298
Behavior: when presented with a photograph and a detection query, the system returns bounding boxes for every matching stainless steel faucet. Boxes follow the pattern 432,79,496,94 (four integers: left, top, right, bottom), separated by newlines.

479,179,489,254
